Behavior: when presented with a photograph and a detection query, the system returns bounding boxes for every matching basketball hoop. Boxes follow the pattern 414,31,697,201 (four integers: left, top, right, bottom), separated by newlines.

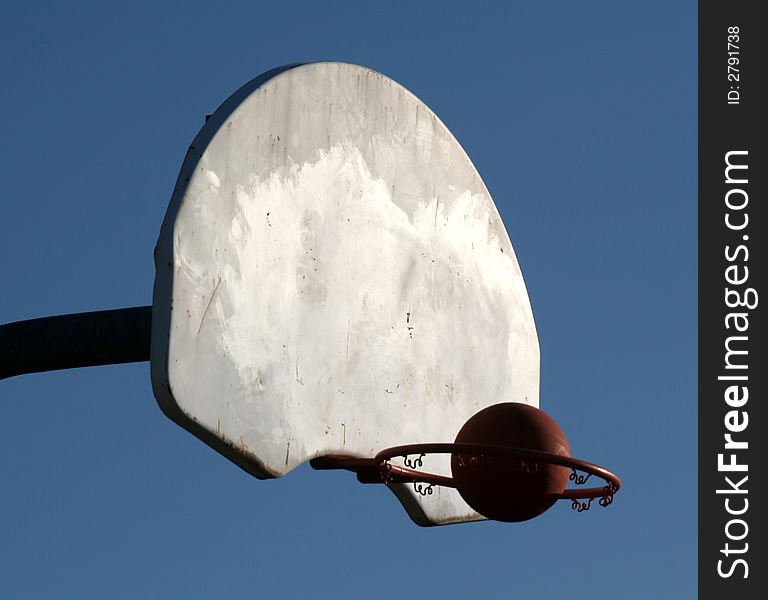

312,444,621,518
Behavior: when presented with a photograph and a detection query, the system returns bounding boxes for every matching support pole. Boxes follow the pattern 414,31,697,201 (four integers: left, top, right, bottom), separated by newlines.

0,306,151,381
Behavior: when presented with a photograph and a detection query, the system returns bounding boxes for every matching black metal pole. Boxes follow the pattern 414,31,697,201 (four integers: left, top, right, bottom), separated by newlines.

0,306,152,381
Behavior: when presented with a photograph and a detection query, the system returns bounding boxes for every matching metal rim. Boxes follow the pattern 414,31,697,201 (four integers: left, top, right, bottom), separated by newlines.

377,442,619,502
311,443,621,512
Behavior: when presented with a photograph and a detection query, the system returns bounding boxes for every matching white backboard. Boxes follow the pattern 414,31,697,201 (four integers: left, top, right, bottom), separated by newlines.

151,63,539,525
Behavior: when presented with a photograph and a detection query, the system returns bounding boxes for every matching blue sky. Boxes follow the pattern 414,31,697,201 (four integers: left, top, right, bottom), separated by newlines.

0,2,696,598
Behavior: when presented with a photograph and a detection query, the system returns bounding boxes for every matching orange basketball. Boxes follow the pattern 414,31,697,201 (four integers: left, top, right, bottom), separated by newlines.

451,403,571,522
